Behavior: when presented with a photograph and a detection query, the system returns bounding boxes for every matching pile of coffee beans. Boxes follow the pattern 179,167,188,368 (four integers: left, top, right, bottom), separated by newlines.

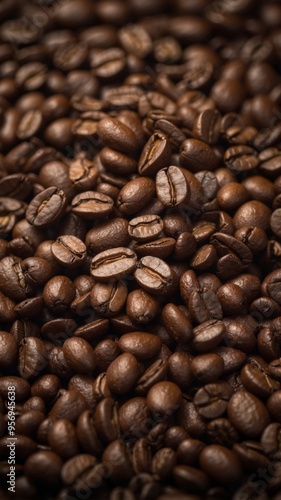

1,0,281,498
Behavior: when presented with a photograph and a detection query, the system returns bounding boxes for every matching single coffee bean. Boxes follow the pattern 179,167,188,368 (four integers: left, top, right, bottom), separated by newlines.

26,186,67,228
128,214,163,242
48,419,80,460
172,464,210,494
24,451,63,487
51,235,86,268
156,166,190,207
97,116,140,153
71,191,114,220
191,354,224,384
207,418,239,448
94,397,120,443
193,109,221,145
106,353,141,395
147,381,182,416
0,331,18,368
31,374,60,403
118,332,161,361
233,200,272,231
43,276,76,314
86,218,131,254
90,280,127,318
90,247,137,281
224,145,259,172
77,410,104,456
18,337,48,380
180,138,219,172
161,303,193,344
126,289,159,324
135,237,175,259
241,357,280,397
0,256,34,301
199,445,242,484
100,147,137,176
134,255,175,296
261,423,281,459
227,390,270,438
168,352,193,391
177,438,205,466
60,453,97,487
194,381,233,419
192,320,226,352
117,177,155,215
135,359,168,396
63,337,96,374
102,439,134,483
266,390,281,422
262,269,281,305
138,131,172,176
50,389,87,423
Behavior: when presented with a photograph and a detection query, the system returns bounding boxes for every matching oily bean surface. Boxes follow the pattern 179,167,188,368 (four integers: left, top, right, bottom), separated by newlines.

1,2,281,499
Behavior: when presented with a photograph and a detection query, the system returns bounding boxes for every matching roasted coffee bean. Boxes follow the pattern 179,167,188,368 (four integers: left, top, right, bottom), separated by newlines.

134,256,175,296
43,276,76,314
138,131,172,176
262,269,281,305
135,237,175,259
261,422,281,459
50,389,87,423
199,445,242,484
177,438,205,466
128,214,163,242
233,200,272,231
180,138,219,172
156,166,190,207
90,280,127,318
71,191,114,220
233,441,269,472
106,353,141,395
191,354,224,384
173,464,210,494
97,116,140,153
147,381,182,416
26,186,67,228
136,359,168,396
126,289,159,324
162,303,193,344
51,235,87,268
63,337,96,374
118,396,151,438
227,390,270,438
192,320,226,352
31,374,60,403
119,332,161,361
60,453,97,487
168,352,193,391
194,381,233,419
18,337,48,380
94,397,120,443
24,451,63,487
207,418,239,448
0,331,18,368
117,177,155,215
241,357,280,397
90,247,137,281
193,109,221,145
77,410,104,456
86,218,131,254
48,419,79,460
